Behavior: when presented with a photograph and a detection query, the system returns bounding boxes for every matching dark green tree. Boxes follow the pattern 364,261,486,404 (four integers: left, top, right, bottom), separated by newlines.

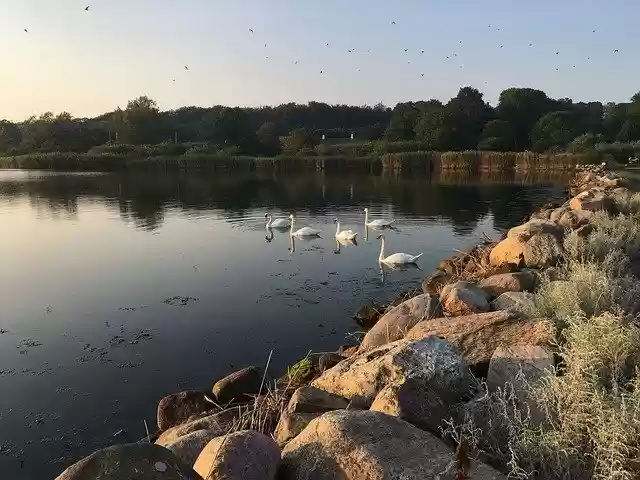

443,87,494,150
280,128,317,155
413,101,448,149
530,111,580,152
477,119,516,151
497,88,557,150
0,120,22,152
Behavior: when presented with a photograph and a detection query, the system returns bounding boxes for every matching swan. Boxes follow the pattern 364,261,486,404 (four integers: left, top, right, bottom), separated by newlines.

377,234,423,265
364,208,395,228
265,213,290,229
334,218,358,241
289,214,321,237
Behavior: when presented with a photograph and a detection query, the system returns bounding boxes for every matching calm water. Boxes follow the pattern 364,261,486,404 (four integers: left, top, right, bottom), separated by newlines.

0,169,568,478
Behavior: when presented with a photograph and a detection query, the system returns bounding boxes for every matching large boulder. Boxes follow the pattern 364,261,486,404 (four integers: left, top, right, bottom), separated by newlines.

489,236,526,266
212,366,263,404
421,270,452,296
312,337,477,404
280,410,507,480
549,206,570,223
479,271,536,297
193,430,280,480
490,292,536,313
569,190,615,213
440,280,490,316
507,219,564,242
523,233,563,268
486,345,554,425
156,408,243,446
55,443,202,480
558,209,593,230
157,391,213,432
359,294,442,351
274,386,349,446
162,429,223,467
405,311,552,372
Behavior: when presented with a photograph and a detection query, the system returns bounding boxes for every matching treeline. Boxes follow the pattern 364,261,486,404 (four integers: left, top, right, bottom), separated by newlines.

1,87,640,158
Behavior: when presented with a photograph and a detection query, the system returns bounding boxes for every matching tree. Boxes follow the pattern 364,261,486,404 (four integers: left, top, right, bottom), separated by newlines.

530,111,580,152
119,96,163,144
566,133,598,153
443,87,494,150
280,128,317,155
413,101,448,149
256,121,280,155
497,88,557,150
0,120,22,152
477,120,516,151
207,107,258,152
384,102,424,141
602,102,629,142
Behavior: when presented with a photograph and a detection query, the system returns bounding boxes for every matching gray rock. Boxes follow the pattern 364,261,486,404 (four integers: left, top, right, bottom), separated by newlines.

507,219,564,242
280,410,507,480
318,353,345,372
212,366,263,404
523,233,563,268
359,294,443,351
440,280,490,316
491,291,536,314
157,390,213,432
312,337,477,405
156,407,244,446
479,271,537,297
194,430,280,480
274,410,321,447
558,209,593,229
422,270,452,296
55,443,202,480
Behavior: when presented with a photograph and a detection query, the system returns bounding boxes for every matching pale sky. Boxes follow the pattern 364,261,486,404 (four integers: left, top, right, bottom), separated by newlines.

0,0,638,121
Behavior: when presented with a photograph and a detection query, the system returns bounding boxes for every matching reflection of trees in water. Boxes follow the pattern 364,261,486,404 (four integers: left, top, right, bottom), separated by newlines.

0,171,568,232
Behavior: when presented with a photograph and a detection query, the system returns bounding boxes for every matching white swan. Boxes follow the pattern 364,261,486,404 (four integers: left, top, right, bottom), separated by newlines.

377,234,423,265
364,208,395,228
265,213,291,229
334,218,358,241
289,214,321,237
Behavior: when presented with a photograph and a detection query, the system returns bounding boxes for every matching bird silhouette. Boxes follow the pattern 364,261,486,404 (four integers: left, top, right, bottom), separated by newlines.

459,41,463,44
500,45,503,48
404,49,408,52
85,5,90,11
184,65,189,70
391,21,396,24
249,28,254,33
264,43,267,48
348,49,353,53
320,70,323,74
555,52,559,55
592,29,596,33
294,60,299,64
23,28,28,33
421,73,425,77
326,43,329,46
421,50,425,54
614,49,619,53
172,79,176,82
529,43,533,46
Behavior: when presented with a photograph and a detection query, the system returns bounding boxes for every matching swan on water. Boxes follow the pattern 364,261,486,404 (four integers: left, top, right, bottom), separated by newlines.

265,213,291,228
377,234,422,265
333,218,358,241
289,214,321,237
364,207,395,228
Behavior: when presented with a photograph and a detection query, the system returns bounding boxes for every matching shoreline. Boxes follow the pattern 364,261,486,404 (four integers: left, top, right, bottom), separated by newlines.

55,165,640,479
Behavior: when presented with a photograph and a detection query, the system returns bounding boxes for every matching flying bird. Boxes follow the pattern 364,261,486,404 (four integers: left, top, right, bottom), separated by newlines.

320,70,323,74
326,43,329,46
85,6,90,11
184,65,189,70
459,40,463,44
172,79,176,82
592,29,596,33
421,50,425,54
421,73,425,77
529,43,533,46
614,49,619,53
555,51,559,55
500,45,503,48
404,48,408,52
391,21,396,24
293,60,299,64
249,28,254,33
24,28,28,33
264,43,267,48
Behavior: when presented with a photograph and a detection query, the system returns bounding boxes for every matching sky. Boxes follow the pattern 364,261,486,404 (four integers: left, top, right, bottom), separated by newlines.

0,0,638,121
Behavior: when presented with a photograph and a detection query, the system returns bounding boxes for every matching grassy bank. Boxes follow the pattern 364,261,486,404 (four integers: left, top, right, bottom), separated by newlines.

0,150,592,173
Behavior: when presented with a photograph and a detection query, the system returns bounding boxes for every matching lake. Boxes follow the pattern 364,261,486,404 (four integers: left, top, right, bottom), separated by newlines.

0,169,569,479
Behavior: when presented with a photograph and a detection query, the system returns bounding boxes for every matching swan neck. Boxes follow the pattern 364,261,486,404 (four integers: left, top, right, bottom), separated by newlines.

365,209,369,224
379,236,385,262
289,216,295,235
266,215,272,228
335,221,340,235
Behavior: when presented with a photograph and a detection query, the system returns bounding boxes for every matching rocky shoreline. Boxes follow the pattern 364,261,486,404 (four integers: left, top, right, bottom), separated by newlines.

56,165,639,480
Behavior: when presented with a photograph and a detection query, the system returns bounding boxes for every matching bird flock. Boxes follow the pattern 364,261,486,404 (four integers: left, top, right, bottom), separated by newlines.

20,8,623,91
264,211,423,267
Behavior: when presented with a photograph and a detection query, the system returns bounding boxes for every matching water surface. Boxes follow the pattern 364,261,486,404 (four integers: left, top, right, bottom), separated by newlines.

0,169,568,478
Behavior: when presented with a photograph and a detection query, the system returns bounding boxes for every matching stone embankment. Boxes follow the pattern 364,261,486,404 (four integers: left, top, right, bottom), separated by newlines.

55,166,634,480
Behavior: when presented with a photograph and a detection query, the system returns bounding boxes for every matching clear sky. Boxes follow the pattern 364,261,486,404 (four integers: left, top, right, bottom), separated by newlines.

0,0,638,121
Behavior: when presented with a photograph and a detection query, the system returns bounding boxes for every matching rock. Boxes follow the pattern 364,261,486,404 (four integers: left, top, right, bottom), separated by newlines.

406,311,552,373
359,294,443,351
523,233,563,268
486,345,554,425
193,430,280,480
422,270,452,296
212,366,262,404
370,379,458,433
530,208,553,220
574,223,594,238
491,291,536,313
157,391,213,432
318,353,345,372
440,280,490,316
274,386,349,446
55,443,202,480
353,304,382,329
157,408,243,446
162,429,223,466
280,410,507,480
346,395,372,410
339,345,359,357
312,336,477,404
569,190,615,213
558,209,593,229
507,219,564,242
489,236,526,266
549,206,570,223
479,271,536,297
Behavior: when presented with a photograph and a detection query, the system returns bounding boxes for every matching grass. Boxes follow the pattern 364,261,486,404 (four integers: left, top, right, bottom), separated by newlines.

444,203,640,480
